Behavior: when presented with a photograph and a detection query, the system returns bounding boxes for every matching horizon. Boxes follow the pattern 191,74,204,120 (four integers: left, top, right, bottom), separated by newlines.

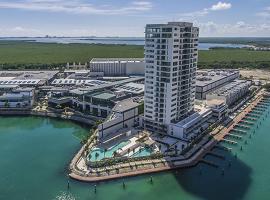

1,36,270,38
0,0,269,37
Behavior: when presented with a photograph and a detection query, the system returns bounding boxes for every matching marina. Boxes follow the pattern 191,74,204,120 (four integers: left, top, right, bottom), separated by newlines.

2,106,270,200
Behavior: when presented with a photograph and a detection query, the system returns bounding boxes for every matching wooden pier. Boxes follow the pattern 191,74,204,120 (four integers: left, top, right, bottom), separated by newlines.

247,113,261,118
244,116,257,121
221,139,238,145
214,145,232,152
253,110,263,114
240,120,254,125
235,124,251,129
232,129,247,134
226,133,242,139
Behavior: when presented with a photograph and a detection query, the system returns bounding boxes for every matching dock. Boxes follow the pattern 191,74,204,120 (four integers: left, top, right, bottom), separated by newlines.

247,113,261,118
240,120,254,125
226,133,242,139
231,129,247,134
244,116,257,121
214,145,232,152
68,92,268,183
235,124,251,129
221,139,238,145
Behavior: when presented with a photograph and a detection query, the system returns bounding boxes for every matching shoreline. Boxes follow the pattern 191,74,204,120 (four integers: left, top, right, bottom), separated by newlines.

68,92,266,182
0,109,96,126
1,91,266,183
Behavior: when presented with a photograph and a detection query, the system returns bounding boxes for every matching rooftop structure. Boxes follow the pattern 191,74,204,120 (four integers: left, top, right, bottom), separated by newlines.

206,80,251,106
51,79,108,86
69,77,144,95
112,98,139,113
0,79,42,86
196,69,239,99
0,71,59,86
115,82,144,95
92,92,116,101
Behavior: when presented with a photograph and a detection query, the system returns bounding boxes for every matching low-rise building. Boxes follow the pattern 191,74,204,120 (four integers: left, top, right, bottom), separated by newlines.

206,80,251,107
90,58,144,76
196,69,239,99
97,99,140,139
168,105,213,141
206,99,228,122
0,87,35,108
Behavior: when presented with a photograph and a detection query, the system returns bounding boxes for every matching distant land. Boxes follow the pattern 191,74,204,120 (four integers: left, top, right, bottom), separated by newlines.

0,36,270,47
0,38,270,70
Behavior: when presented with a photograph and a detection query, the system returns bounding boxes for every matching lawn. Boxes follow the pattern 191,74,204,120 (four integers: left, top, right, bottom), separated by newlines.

0,41,270,69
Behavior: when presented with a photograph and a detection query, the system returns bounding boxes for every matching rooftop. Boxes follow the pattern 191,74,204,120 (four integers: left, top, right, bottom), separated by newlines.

209,80,251,96
92,92,116,100
115,82,144,94
112,98,139,113
146,22,194,27
196,69,239,87
69,77,144,95
90,58,144,63
0,70,58,81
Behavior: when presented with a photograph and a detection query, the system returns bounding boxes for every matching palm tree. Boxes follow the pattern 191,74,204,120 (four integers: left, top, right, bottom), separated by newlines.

104,148,107,159
174,145,177,155
127,148,131,156
4,101,9,108
95,152,99,161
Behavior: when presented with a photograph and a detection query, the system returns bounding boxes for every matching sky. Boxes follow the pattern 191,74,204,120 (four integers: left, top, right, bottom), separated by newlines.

0,0,269,37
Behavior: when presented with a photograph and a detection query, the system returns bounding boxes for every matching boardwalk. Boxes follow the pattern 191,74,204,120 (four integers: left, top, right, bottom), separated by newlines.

69,92,266,182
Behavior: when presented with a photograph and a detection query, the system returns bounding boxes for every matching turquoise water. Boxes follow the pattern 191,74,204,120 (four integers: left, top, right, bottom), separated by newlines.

0,101,270,200
131,147,152,158
89,140,131,161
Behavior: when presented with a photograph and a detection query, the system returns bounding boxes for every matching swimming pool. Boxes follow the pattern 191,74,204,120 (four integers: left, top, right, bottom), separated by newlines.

89,140,131,162
131,147,152,158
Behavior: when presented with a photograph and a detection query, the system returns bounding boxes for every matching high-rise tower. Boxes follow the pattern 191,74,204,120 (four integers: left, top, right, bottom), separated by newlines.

143,22,199,133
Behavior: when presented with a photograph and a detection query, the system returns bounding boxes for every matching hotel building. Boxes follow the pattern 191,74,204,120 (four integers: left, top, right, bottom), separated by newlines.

143,22,199,133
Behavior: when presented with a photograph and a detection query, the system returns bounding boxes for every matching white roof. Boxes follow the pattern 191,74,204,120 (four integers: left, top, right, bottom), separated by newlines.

0,79,41,85
51,79,109,86
115,82,144,94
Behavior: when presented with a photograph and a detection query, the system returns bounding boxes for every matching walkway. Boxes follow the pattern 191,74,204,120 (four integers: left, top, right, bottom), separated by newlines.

69,92,266,182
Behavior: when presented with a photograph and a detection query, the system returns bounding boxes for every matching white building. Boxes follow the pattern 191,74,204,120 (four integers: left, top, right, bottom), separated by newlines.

206,99,228,122
168,105,212,140
89,58,145,76
143,22,199,133
97,99,140,139
0,88,35,108
206,80,251,106
196,69,240,99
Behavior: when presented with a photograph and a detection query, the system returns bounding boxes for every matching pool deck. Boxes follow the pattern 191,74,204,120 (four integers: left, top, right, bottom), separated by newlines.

69,91,268,182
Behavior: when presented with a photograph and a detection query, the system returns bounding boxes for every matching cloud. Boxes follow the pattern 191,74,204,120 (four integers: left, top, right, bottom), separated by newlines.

0,0,153,15
178,2,231,19
210,2,232,11
0,26,42,36
196,21,270,37
179,8,209,18
257,6,270,18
